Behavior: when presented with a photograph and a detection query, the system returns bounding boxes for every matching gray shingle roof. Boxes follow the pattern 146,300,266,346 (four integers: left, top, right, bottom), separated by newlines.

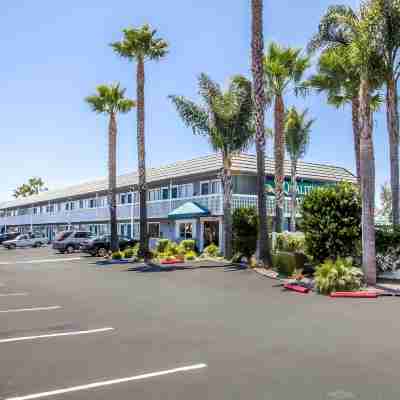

0,153,356,209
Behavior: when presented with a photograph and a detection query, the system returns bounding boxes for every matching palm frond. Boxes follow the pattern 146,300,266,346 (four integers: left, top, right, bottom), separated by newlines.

169,95,209,136
111,24,168,61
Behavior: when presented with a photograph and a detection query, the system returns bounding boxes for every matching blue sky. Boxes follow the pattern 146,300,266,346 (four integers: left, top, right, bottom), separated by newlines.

0,0,388,202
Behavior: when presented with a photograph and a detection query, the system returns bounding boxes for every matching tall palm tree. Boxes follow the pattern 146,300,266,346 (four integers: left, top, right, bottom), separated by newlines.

111,25,168,258
85,84,135,252
263,42,310,233
367,0,400,227
308,3,385,284
251,0,272,267
170,74,254,259
284,107,313,232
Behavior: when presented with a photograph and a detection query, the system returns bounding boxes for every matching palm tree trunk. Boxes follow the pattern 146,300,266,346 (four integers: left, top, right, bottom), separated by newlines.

251,0,272,267
137,56,149,259
274,93,285,233
386,75,399,227
109,112,118,253
359,78,376,285
351,96,361,185
222,152,233,259
290,159,297,233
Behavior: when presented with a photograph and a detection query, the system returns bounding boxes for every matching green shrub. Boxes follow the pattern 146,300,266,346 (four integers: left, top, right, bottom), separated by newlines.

179,239,196,253
314,258,364,294
123,248,134,258
301,182,361,263
156,239,171,254
232,207,258,258
176,244,187,257
375,226,400,254
275,233,305,253
203,243,220,258
272,251,307,276
131,243,140,257
185,250,197,261
111,251,123,260
166,242,179,256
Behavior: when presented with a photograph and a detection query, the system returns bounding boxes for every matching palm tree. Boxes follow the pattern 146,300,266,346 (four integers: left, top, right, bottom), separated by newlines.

308,3,385,284
284,107,313,232
111,24,168,258
305,47,362,183
251,0,272,267
170,74,254,259
85,84,135,253
367,0,400,227
263,42,310,233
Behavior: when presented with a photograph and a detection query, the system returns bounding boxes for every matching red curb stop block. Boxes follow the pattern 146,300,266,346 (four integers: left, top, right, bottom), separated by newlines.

283,283,310,294
330,291,378,298
160,257,185,265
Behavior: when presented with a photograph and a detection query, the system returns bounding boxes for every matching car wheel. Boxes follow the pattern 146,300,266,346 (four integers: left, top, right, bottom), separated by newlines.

97,247,107,257
66,245,74,254
36,242,42,248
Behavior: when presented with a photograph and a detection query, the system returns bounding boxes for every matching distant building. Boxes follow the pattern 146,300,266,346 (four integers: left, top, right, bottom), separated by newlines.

0,154,356,251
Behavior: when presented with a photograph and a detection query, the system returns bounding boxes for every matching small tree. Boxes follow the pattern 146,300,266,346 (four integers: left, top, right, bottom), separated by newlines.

301,182,362,263
285,107,313,232
14,178,47,198
232,207,259,260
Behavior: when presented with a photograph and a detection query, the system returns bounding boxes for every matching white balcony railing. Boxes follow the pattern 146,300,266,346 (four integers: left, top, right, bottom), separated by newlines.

0,194,301,227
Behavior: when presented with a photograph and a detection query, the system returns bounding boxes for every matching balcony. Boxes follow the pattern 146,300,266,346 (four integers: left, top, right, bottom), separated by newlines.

0,194,298,227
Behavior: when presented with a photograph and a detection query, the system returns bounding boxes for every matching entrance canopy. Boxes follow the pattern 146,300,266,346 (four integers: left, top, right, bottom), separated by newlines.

168,201,210,220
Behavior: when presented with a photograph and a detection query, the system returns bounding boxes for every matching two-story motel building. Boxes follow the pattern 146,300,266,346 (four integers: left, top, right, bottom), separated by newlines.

0,154,356,252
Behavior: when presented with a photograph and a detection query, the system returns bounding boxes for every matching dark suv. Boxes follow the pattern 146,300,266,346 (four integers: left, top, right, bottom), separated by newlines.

80,235,137,257
52,231,93,254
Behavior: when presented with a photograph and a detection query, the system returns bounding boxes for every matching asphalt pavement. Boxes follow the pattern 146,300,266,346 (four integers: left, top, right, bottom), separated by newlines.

0,246,399,400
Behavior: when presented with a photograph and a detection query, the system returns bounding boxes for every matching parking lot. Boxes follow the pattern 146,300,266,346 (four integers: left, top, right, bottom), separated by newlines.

1,246,400,399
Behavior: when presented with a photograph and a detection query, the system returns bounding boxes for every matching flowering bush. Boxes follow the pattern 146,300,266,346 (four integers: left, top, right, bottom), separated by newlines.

376,247,400,272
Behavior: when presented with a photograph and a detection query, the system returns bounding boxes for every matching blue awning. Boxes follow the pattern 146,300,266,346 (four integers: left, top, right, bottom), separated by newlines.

168,201,210,220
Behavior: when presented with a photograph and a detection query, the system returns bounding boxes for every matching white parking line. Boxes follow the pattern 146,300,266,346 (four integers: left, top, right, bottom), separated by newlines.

5,363,208,400
0,306,61,313
0,258,82,266
0,327,114,343
0,293,28,297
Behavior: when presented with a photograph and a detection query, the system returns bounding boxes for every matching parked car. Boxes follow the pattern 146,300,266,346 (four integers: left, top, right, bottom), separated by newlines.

52,231,94,254
0,232,20,244
80,235,137,257
3,233,47,249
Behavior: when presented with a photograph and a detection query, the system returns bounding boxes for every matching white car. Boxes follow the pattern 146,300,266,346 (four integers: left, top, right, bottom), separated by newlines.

3,233,47,249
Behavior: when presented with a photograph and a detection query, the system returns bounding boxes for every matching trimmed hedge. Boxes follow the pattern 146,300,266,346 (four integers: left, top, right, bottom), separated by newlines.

272,251,307,276
232,207,258,259
301,182,361,263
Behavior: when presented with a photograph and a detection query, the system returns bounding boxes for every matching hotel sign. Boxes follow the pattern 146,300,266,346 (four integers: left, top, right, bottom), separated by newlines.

265,177,329,197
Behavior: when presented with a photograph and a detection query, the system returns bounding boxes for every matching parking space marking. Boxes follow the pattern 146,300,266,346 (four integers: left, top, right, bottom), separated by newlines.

5,363,208,400
0,293,28,297
0,258,82,266
0,306,61,313
0,327,114,343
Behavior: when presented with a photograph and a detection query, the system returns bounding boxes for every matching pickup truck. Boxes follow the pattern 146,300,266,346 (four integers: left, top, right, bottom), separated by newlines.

3,233,47,249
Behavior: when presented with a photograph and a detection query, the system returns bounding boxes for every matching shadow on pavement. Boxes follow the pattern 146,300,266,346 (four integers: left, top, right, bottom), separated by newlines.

124,261,248,273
